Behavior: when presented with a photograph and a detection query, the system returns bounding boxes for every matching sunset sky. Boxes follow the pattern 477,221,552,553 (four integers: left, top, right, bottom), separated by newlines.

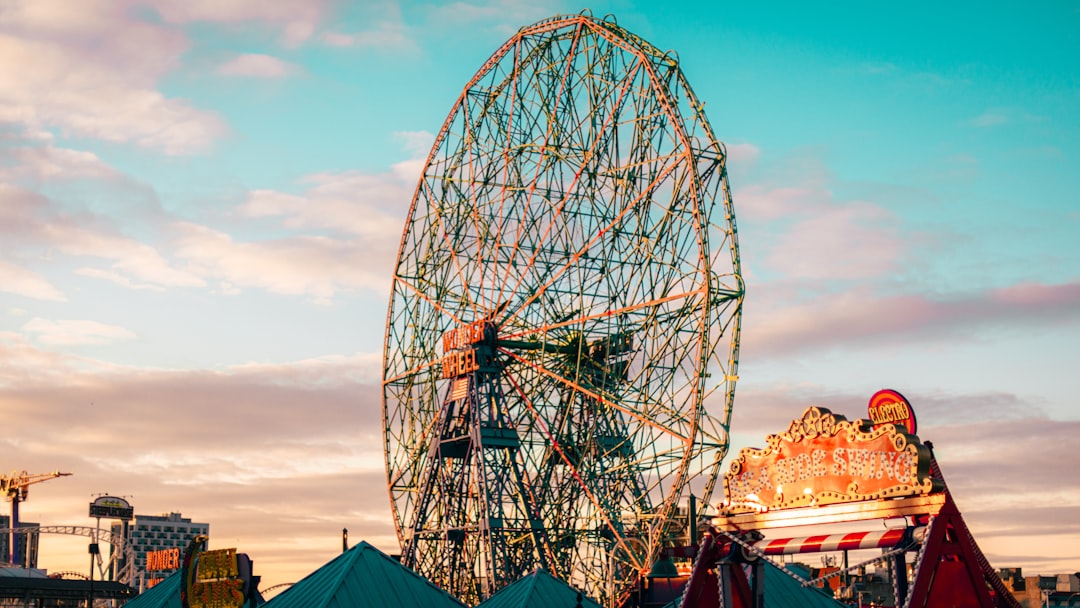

2,0,1078,592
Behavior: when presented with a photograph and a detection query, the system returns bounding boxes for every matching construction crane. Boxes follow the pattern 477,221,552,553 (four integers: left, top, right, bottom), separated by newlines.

1,470,71,566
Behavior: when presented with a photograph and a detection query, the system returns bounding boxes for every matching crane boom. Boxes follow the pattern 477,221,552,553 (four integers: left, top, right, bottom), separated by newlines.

2,470,72,566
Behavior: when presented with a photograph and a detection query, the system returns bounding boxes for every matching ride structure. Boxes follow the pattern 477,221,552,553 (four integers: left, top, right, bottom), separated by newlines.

0,470,71,567
677,398,1023,608
382,12,743,607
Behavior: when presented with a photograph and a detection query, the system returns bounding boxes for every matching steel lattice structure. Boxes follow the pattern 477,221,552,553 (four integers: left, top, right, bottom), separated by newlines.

0,526,135,585
382,13,743,607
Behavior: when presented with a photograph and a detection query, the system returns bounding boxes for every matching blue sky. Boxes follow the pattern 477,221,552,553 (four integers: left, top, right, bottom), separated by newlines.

1,0,1077,591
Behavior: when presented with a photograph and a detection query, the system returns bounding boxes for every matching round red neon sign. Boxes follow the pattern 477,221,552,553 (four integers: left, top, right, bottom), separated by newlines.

868,389,917,435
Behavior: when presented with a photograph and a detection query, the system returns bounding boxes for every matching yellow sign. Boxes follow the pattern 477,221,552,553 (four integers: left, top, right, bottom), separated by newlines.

185,548,245,608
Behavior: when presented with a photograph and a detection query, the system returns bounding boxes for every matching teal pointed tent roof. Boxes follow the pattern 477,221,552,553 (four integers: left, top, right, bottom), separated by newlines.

261,541,466,608
121,570,182,608
476,569,601,608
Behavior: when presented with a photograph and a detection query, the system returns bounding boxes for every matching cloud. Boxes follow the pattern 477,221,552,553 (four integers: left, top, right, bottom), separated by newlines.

742,280,1080,359
0,141,117,181
725,143,760,166
193,168,416,302
1,130,416,302
967,110,1010,128
425,0,560,35
21,318,137,346
0,0,226,154
149,0,329,47
321,24,415,51
170,223,387,303
736,181,911,281
0,183,206,291
0,261,66,301
965,107,1047,129
0,339,391,585
239,171,410,237
393,130,435,159
217,53,301,78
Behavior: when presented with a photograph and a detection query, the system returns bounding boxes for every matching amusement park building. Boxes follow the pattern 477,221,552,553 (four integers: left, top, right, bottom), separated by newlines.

0,516,38,568
999,568,1080,607
110,512,208,586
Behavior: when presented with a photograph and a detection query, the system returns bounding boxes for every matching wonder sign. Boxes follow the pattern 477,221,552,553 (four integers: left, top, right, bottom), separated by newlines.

721,406,935,514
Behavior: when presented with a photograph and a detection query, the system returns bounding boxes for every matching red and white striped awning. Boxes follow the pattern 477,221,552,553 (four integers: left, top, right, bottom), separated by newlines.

757,527,925,555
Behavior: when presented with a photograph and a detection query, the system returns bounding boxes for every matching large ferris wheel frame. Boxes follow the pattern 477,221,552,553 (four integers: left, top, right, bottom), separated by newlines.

382,12,743,607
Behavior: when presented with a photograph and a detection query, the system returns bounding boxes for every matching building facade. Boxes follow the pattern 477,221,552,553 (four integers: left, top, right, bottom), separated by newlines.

0,516,40,568
1001,567,1080,607
110,512,209,587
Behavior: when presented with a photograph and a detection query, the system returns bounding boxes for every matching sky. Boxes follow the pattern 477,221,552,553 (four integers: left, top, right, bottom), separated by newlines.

1,0,1078,593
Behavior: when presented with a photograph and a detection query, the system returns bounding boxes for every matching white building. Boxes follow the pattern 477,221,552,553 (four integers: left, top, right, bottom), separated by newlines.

110,512,209,585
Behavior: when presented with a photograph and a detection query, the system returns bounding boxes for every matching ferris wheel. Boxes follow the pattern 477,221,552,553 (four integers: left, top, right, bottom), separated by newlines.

382,12,743,607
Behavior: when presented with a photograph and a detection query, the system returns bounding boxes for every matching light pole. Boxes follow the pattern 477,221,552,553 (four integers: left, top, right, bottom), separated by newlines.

88,542,99,608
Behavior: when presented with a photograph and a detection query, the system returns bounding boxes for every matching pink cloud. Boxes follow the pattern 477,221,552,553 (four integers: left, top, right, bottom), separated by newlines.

743,281,1080,359
0,337,389,586
150,0,325,27
0,183,205,290
0,261,66,301
170,222,390,303
763,202,903,280
0,142,117,180
0,0,226,154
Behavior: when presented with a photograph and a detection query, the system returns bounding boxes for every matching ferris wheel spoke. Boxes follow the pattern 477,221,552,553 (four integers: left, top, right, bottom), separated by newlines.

392,275,468,328
490,59,646,307
497,155,685,331
502,371,648,571
498,347,688,443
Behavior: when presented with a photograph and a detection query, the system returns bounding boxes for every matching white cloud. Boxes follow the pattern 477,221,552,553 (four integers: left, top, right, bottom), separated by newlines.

393,130,435,159
965,107,1046,129
725,143,760,166
217,53,300,78
968,110,1009,128
0,260,66,301
0,183,206,291
0,143,117,180
46,223,207,288
763,200,902,280
73,268,167,292
149,0,330,47
171,222,388,304
150,0,326,29
425,0,556,35
320,24,415,51
22,317,137,346
319,2,416,52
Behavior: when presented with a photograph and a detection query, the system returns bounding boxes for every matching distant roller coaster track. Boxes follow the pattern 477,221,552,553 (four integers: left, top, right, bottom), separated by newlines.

0,526,136,585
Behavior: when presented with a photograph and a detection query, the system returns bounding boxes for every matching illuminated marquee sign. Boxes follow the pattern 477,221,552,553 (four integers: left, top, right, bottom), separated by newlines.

88,495,134,520
181,538,253,608
868,388,917,435
721,406,935,513
189,548,244,608
442,320,491,352
440,320,494,380
146,547,181,588
147,547,181,572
